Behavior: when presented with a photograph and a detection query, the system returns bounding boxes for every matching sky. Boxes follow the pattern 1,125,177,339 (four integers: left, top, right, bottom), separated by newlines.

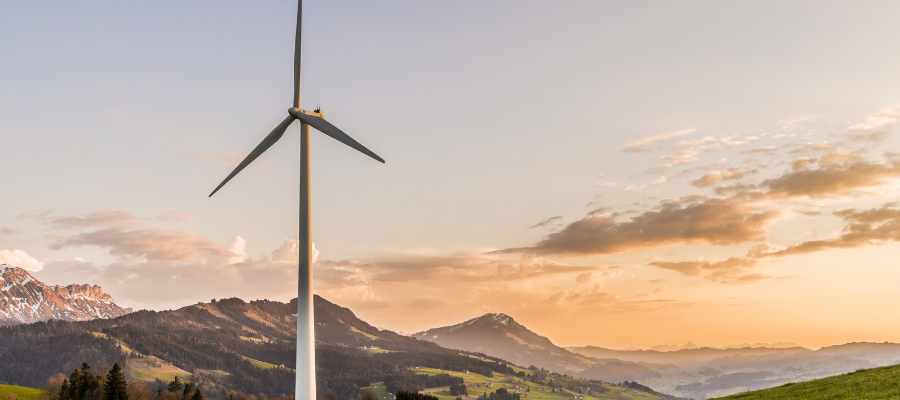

2,1,900,350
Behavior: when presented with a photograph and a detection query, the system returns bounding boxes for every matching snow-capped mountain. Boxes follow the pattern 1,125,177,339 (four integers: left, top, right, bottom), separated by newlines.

0,264,132,325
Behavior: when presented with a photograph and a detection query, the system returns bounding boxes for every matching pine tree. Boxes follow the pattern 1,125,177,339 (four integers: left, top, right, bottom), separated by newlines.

59,379,70,400
67,367,83,400
78,363,100,400
190,390,204,400
182,383,196,399
167,377,183,393
103,363,128,400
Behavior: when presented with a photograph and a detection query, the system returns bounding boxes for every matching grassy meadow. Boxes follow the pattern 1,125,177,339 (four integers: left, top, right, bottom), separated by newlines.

409,366,660,400
240,355,278,369
124,356,193,383
715,364,900,400
0,384,42,400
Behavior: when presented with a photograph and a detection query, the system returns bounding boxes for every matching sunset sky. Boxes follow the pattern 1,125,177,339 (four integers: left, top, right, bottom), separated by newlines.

3,1,900,350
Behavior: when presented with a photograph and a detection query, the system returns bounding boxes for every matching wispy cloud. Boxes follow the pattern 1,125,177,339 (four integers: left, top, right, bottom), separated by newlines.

767,202,900,256
778,115,817,130
158,210,195,223
506,139,900,261
846,106,900,131
619,129,696,153
529,216,563,229
658,135,760,166
692,168,751,187
649,256,762,284
51,210,145,230
0,249,44,271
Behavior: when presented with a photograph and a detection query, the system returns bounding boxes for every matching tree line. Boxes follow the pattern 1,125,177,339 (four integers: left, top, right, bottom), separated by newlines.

475,388,519,400
51,362,205,400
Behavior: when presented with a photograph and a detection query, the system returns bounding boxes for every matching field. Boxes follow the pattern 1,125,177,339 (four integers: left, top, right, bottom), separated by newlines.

360,383,390,398
351,327,379,340
91,332,145,357
241,355,278,369
0,384,42,400
363,348,394,355
714,364,900,400
240,336,265,343
410,366,660,400
124,356,192,383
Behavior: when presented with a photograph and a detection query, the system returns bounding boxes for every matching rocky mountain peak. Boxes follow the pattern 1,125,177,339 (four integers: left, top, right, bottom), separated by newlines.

0,264,132,326
0,263,31,279
485,312,516,326
54,283,114,302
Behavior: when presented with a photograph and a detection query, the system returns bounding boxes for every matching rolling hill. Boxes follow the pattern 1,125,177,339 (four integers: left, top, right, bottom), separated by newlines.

713,363,900,399
0,296,552,400
0,384,42,400
567,343,900,399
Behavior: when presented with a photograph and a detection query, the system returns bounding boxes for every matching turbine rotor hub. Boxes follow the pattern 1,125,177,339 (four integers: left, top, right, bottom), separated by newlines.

289,107,325,120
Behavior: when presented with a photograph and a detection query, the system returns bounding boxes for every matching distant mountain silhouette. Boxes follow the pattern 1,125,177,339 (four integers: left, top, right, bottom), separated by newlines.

413,313,590,372
567,342,900,399
566,345,811,370
412,313,661,382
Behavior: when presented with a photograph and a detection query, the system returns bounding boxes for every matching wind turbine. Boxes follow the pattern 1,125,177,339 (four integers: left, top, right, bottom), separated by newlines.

208,1,384,399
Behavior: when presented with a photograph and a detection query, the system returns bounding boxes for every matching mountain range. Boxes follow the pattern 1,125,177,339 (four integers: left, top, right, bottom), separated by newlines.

2,266,900,399
0,279,536,400
0,265,131,325
413,313,900,399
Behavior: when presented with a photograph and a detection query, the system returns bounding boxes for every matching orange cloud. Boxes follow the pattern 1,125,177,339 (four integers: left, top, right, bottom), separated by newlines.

619,128,696,153
761,159,900,198
649,257,762,284
51,227,233,261
530,216,563,229
320,253,603,284
692,168,751,187
507,196,779,256
768,202,900,257
51,210,145,229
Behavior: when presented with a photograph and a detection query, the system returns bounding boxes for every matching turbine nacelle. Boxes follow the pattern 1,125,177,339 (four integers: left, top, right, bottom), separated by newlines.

209,105,384,197
289,107,324,120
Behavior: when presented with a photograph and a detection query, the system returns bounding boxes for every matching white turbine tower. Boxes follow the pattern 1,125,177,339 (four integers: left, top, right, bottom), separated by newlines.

208,1,384,399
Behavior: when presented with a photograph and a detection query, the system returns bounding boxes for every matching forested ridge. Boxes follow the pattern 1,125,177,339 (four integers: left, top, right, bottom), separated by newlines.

0,296,514,400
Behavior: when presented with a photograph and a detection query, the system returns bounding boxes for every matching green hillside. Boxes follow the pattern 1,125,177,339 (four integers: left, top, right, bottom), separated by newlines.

410,366,667,400
0,384,42,400
715,364,900,399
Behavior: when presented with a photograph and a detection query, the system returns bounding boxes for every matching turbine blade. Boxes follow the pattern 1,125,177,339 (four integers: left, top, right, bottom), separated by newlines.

209,116,295,197
293,0,302,108
294,112,385,163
